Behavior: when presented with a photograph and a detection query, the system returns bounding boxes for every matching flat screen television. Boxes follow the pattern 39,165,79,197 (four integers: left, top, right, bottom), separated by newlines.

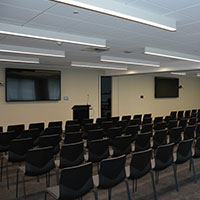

6,68,61,102
155,77,179,98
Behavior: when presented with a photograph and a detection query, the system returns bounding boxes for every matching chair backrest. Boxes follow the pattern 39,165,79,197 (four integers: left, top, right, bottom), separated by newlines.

191,113,197,118
193,137,200,158
185,110,191,118
153,129,167,149
7,124,24,138
96,117,107,126
124,125,139,140
129,149,152,179
82,118,94,126
135,132,151,152
98,155,126,189
170,111,177,119
115,120,128,130
196,123,200,138
65,124,81,133
192,109,197,114
164,115,172,123
168,120,177,130
65,120,80,128
175,139,193,164
107,127,122,140
0,131,16,152
188,117,197,125
143,114,152,119
25,146,55,176
29,122,44,131
112,135,132,157
133,114,142,120
154,122,167,131
101,121,114,130
154,143,174,171
110,116,120,123
0,126,2,133
43,126,62,135
169,127,182,144
154,117,163,125
121,115,131,121
8,137,33,162
83,123,98,134
59,162,94,199
129,119,141,126
141,123,153,134
59,142,84,168
64,131,83,144
177,111,184,120
143,117,152,125
48,121,62,129
184,125,195,140
87,129,104,141
88,138,109,163
178,118,187,130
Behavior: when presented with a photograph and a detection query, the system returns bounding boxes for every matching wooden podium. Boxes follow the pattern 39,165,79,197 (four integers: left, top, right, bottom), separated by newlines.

72,105,91,121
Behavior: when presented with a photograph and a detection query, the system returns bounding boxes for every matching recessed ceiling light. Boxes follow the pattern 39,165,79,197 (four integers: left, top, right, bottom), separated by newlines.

170,72,186,76
51,0,176,31
145,47,200,63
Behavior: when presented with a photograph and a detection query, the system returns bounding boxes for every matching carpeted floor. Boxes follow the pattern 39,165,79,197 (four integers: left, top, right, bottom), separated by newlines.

1,156,200,200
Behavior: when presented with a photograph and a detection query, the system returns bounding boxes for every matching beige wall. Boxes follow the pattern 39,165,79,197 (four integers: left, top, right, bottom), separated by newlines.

112,74,200,118
0,66,102,130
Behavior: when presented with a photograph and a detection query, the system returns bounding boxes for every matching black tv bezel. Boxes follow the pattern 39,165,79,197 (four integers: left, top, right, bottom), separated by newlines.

155,76,179,98
5,68,61,102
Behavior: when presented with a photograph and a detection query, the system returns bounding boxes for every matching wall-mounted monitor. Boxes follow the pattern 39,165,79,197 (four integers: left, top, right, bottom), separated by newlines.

6,68,61,102
155,77,179,98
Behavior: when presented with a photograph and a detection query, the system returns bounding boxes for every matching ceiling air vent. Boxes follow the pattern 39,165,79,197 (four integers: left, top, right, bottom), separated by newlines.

81,47,110,53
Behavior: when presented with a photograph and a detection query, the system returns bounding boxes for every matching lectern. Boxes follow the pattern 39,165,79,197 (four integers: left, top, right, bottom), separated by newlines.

72,105,91,121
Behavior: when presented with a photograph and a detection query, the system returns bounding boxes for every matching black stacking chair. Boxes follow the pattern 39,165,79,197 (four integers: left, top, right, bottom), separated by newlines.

7,124,25,138
107,127,122,141
124,125,139,141
153,129,167,149
154,122,166,131
133,114,142,120
101,121,114,136
45,162,97,200
87,138,109,168
64,131,82,144
65,124,81,133
43,127,62,136
122,115,131,121
83,123,98,136
115,120,129,131
185,110,191,119
48,121,62,129
143,117,152,125
153,143,178,191
188,117,196,125
135,132,151,152
112,135,132,157
196,123,200,138
193,137,200,162
110,116,120,124
192,109,197,114
169,127,182,144
0,126,2,133
56,142,84,169
29,122,44,131
16,146,56,199
96,117,107,127
94,155,131,200
38,134,61,155
174,139,197,191
191,112,197,118
177,111,184,120
20,129,41,146
65,120,80,129
168,120,177,130
170,111,177,119
126,149,157,200
129,119,141,126
141,123,153,135
87,129,104,142
184,125,195,140
144,114,152,119
82,118,94,127
178,118,187,131
3,137,33,189
154,117,163,125
164,115,171,123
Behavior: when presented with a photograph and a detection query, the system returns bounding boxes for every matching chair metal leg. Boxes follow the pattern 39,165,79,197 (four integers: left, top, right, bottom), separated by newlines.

93,190,98,200
135,179,137,192
44,191,47,200
23,176,26,200
132,180,135,193
108,188,112,200
150,171,157,200
155,171,159,184
125,179,131,200
0,157,3,181
190,158,197,183
172,164,179,192
37,176,40,182
189,159,192,171
16,169,19,198
6,161,9,189
56,169,59,185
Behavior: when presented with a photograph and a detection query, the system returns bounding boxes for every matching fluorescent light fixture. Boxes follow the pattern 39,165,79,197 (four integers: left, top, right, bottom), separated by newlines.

170,72,186,76
0,22,106,48
145,47,200,63
101,56,160,67
52,0,176,31
0,55,39,64
197,73,200,77
71,61,127,70
0,44,65,58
